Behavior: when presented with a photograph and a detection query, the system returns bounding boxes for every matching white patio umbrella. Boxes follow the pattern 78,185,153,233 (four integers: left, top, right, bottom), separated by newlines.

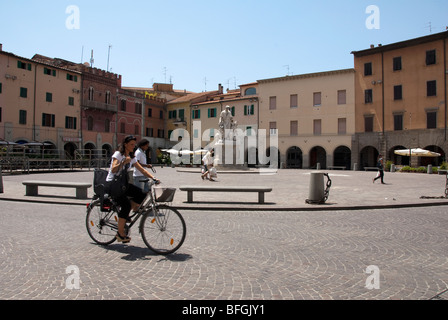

193,149,209,155
161,149,179,154
0,140,18,146
394,148,441,157
179,149,194,155
161,149,193,156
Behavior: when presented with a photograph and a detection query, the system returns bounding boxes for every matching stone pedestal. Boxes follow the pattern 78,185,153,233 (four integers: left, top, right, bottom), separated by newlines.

214,139,248,171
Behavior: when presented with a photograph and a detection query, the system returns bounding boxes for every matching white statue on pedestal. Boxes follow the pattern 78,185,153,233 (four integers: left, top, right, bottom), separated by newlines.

218,105,237,142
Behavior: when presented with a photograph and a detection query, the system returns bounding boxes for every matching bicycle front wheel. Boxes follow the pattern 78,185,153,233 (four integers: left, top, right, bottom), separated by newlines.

86,199,119,245
140,205,186,255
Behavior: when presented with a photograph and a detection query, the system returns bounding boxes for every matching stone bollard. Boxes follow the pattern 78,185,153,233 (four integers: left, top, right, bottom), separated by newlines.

390,164,395,172
316,162,321,170
306,171,325,204
353,163,358,171
427,164,432,174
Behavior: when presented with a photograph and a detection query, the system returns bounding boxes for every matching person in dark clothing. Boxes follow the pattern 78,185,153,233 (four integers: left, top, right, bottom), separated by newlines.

373,154,385,184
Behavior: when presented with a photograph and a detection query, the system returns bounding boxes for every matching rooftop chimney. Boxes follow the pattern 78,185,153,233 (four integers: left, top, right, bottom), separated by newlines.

0,44,3,51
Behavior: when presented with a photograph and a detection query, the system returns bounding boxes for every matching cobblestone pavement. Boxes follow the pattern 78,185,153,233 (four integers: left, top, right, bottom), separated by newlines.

1,168,447,301
0,200,447,300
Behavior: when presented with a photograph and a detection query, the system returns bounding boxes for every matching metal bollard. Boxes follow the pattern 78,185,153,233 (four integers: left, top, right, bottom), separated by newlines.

306,171,332,204
0,166,3,193
307,172,324,202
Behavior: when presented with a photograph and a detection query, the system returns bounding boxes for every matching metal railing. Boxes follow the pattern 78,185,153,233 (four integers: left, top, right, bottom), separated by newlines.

0,149,110,173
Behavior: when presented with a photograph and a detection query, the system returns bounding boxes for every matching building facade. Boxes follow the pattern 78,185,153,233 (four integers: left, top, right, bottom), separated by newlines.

1,46,82,158
351,31,448,168
257,69,355,169
165,86,221,150
192,83,260,165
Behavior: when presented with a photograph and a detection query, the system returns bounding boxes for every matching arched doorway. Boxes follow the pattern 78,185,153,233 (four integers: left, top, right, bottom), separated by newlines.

333,146,351,170
265,147,280,169
286,146,303,168
64,142,77,159
359,146,379,170
246,147,258,168
421,145,445,167
310,146,326,169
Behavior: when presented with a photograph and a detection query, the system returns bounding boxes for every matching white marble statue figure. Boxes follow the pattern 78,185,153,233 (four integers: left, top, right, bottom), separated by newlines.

218,105,235,141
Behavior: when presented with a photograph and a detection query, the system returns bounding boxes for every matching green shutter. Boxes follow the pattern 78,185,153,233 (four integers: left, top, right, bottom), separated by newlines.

208,109,211,118
244,105,247,115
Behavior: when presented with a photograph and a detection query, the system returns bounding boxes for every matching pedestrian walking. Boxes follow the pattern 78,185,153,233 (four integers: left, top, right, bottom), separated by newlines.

201,148,215,181
373,154,385,184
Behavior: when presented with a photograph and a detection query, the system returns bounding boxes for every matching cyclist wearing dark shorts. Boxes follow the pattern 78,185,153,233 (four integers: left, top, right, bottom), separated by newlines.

106,135,159,243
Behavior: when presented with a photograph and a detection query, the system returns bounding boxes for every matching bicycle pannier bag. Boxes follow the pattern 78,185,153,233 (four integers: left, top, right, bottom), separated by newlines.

93,168,108,195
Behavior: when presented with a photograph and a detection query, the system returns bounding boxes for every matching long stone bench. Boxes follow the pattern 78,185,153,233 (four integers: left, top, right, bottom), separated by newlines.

179,185,273,204
23,180,92,199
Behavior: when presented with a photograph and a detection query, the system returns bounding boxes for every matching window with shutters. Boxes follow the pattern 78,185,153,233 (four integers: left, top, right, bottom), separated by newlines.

290,94,298,108
338,118,346,135
290,121,298,136
364,116,373,132
42,113,55,127
269,96,276,110
337,90,346,105
313,119,321,135
394,85,402,100
313,92,321,106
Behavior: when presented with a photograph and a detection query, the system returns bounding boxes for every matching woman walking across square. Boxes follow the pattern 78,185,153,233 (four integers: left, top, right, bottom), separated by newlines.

373,154,385,184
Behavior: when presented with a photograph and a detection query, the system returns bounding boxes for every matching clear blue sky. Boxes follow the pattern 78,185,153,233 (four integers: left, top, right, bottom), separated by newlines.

1,0,447,93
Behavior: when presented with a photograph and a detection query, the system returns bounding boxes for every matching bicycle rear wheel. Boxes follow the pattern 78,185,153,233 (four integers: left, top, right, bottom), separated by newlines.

140,205,186,255
86,199,119,245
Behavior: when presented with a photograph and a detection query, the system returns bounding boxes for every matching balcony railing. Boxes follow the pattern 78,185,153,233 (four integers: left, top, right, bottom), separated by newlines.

82,99,117,112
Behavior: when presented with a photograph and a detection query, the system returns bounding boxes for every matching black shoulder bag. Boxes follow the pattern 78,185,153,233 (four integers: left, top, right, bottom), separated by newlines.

109,161,129,199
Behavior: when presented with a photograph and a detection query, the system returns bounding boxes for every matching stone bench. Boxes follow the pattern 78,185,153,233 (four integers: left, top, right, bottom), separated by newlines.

179,185,273,204
23,180,92,199
364,167,379,171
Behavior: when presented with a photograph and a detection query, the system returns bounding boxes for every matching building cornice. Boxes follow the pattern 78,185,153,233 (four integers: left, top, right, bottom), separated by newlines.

257,68,355,84
351,31,448,57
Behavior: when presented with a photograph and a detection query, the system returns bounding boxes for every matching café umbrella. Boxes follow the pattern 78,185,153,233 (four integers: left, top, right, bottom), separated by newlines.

394,148,441,157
